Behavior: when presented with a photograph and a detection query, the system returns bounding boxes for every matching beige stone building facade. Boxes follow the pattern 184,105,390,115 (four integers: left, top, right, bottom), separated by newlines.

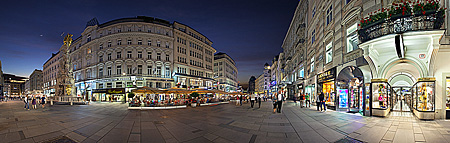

63,16,216,102
43,52,61,96
280,0,450,119
213,52,238,92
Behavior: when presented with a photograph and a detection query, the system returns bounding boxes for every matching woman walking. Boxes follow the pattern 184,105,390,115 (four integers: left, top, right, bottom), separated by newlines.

41,96,46,108
32,97,37,110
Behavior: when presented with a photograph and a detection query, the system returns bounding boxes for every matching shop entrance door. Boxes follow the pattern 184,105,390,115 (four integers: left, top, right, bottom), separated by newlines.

392,86,411,112
349,86,363,113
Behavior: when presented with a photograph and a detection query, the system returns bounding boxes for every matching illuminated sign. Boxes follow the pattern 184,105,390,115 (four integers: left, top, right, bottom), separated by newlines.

317,67,336,83
338,89,348,108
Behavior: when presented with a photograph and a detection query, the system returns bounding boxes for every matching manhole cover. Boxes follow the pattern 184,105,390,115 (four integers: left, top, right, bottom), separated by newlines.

334,136,363,143
160,116,169,119
154,121,165,124
42,136,76,143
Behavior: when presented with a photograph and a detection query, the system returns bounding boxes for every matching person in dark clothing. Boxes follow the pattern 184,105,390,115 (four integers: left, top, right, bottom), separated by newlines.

258,95,261,108
277,93,283,113
239,95,243,106
319,92,326,111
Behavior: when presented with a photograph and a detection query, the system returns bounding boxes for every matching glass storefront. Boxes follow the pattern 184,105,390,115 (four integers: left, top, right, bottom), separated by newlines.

446,78,450,109
412,79,435,112
323,81,335,106
305,85,315,103
370,79,391,117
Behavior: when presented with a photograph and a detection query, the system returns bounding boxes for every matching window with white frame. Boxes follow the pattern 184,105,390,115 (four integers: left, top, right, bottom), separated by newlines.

312,30,316,44
138,40,142,45
127,39,132,45
107,67,111,76
137,51,142,58
299,68,304,78
326,42,333,63
326,5,333,25
346,23,358,53
312,7,316,18
310,57,314,72
117,65,121,75
147,65,152,75
117,39,121,45
127,51,132,58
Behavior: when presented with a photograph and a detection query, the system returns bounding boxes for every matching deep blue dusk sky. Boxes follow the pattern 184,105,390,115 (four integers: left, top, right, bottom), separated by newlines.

0,0,298,84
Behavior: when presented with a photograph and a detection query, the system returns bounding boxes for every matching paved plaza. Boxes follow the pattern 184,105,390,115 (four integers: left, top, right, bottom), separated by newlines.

1,100,450,143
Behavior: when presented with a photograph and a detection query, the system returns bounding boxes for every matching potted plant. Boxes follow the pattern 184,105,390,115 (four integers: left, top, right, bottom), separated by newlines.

190,92,199,107
413,0,440,16
434,7,447,29
389,1,412,20
360,8,388,29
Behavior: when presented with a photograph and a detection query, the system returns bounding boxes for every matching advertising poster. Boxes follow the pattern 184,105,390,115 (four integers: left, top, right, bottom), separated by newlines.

339,89,348,108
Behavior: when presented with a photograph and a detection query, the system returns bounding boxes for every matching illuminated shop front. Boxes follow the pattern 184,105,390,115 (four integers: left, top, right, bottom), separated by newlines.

336,66,365,114
317,67,336,110
411,78,435,120
370,79,391,117
92,88,125,102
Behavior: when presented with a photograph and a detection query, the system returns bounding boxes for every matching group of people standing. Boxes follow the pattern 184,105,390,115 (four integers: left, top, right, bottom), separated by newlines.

23,96,46,110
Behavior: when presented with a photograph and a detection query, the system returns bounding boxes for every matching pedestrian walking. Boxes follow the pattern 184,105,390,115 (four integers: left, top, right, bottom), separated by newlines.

305,93,311,108
41,96,46,108
319,92,326,112
239,95,243,106
273,95,277,113
250,94,255,108
32,97,37,109
257,94,261,108
277,93,283,113
24,96,30,110
316,94,320,111
300,93,305,108
236,96,240,106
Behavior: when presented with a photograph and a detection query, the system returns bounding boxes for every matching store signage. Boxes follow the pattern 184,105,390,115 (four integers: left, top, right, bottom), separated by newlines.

92,88,125,94
419,54,426,59
298,84,303,89
107,88,125,94
317,67,336,83
271,81,277,86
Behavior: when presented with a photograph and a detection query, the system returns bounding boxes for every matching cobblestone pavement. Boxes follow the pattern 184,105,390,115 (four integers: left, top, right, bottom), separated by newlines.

2,100,450,143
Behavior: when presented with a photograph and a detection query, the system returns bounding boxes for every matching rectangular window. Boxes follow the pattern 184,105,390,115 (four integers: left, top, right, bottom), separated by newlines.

312,7,316,18
326,42,333,63
127,40,132,45
165,67,170,77
117,39,121,45
107,67,111,76
117,65,121,75
127,65,132,74
157,41,161,47
137,51,142,58
99,44,103,50
99,55,103,62
99,83,103,89
108,41,111,47
346,0,352,4
107,53,111,61
165,54,169,61
147,52,152,59
138,65,142,74
312,30,316,44
346,24,358,53
147,66,152,75
107,83,112,88
148,40,152,46
99,68,103,77
310,57,315,72
138,40,142,45
299,68,304,78
157,53,161,60
127,51,132,58
165,42,169,48
326,5,333,25
117,28,121,32
116,82,122,88
117,52,121,58
156,66,161,76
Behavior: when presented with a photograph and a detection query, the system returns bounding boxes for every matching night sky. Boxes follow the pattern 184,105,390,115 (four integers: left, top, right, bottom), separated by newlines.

0,0,298,84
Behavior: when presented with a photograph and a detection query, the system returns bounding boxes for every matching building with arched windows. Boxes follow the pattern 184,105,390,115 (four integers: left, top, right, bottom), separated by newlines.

59,16,216,102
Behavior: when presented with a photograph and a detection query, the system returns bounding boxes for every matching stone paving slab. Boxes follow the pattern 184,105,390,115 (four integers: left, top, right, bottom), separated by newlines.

3,100,450,143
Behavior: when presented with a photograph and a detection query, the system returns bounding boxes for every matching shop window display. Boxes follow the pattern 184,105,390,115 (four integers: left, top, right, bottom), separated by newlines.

446,78,450,109
412,80,435,111
371,82,390,109
323,81,335,106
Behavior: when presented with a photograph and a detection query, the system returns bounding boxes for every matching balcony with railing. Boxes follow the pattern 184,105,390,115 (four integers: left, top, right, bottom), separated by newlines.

358,2,446,43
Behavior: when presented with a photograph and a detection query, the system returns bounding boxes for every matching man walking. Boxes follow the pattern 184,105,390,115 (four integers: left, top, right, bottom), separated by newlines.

277,93,283,113
257,94,262,108
319,92,326,112
239,95,243,106
305,93,311,108
250,94,255,108
23,96,29,110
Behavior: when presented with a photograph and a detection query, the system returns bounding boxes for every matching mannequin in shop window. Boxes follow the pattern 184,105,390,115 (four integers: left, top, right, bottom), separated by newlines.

378,84,385,108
